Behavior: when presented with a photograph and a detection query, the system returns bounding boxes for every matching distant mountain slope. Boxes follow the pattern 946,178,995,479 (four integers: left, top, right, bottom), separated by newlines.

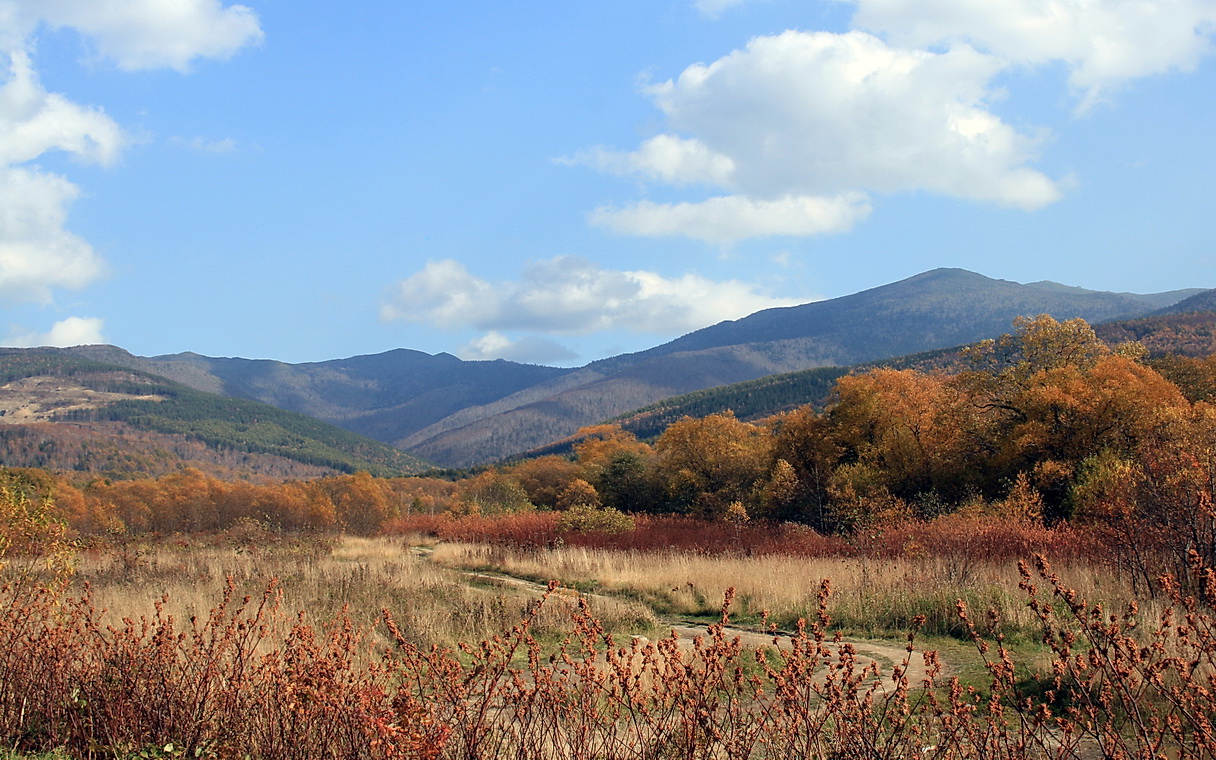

636,269,1185,361
1023,280,1206,308
0,350,431,478
603,310,1216,446
1150,288,1216,316
64,346,571,444
50,269,1208,470
1093,306,1216,357
405,269,1198,466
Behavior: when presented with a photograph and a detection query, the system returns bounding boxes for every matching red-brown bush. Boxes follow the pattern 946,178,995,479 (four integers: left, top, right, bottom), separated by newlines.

384,510,1102,564
6,557,1216,759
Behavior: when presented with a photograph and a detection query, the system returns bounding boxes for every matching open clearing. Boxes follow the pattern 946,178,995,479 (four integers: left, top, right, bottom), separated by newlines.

0,376,161,424
439,552,941,690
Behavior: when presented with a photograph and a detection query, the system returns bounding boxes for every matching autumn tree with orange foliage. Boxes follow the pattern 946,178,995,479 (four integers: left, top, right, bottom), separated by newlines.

570,424,652,479
511,455,583,509
829,368,979,510
651,412,771,518
568,424,655,513
768,407,840,529
1152,353,1216,403
957,315,1189,520
452,468,534,516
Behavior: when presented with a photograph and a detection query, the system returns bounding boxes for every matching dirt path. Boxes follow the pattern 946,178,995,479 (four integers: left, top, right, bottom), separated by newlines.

454,565,940,691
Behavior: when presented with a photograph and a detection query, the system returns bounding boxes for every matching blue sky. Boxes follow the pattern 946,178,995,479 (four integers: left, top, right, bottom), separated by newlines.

1,0,1214,366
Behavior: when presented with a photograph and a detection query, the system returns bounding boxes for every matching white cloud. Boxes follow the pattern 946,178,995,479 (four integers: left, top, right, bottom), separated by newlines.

3,315,105,347
381,256,803,336
579,30,1061,242
0,2,261,311
590,193,872,244
458,331,578,365
379,259,502,329
580,2,1216,242
566,135,735,187
0,50,125,166
0,51,119,304
0,166,106,303
849,0,1216,107
34,0,264,72
653,31,1057,204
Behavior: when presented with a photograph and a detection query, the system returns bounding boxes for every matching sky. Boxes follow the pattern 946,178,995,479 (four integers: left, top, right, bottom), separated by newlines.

0,0,1214,367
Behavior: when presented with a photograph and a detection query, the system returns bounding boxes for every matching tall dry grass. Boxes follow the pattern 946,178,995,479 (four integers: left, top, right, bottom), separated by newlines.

72,533,657,651
6,549,1216,759
429,541,1136,640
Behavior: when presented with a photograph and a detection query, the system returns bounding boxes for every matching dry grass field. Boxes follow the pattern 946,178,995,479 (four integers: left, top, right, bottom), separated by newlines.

427,537,1136,640
4,524,1214,759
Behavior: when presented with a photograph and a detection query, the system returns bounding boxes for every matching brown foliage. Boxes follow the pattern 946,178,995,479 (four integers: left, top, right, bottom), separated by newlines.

652,412,771,518
1153,353,1216,403
0,580,446,759
511,455,583,509
570,424,652,481
7,556,1216,758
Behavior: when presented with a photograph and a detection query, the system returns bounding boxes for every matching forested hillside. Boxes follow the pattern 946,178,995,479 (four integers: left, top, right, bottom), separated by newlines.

402,270,1205,466
0,351,430,478
13,314,1216,560
599,310,1216,444
63,345,572,444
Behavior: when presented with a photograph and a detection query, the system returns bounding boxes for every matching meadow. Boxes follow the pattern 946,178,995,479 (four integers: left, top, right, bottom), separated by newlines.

4,511,1216,759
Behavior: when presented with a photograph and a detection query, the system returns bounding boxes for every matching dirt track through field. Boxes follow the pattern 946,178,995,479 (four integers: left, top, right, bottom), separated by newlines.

455,566,940,691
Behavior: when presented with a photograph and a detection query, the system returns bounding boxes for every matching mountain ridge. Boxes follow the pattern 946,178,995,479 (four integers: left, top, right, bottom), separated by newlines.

50,268,1214,468
397,269,1208,465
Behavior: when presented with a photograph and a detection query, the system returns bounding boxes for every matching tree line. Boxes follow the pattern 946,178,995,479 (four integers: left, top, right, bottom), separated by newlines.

5,316,1215,574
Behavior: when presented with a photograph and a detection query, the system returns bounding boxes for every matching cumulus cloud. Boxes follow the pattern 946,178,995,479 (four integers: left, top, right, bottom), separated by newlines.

379,259,502,329
849,0,1216,107
33,0,263,72
576,30,1062,242
0,1,261,311
3,316,105,347
381,256,803,337
0,50,125,166
0,167,106,303
0,51,119,304
580,1,1216,241
566,135,735,187
653,32,1057,205
458,332,579,365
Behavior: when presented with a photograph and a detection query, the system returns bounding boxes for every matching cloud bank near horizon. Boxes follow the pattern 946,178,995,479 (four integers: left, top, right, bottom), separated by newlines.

2,315,105,348
380,256,805,364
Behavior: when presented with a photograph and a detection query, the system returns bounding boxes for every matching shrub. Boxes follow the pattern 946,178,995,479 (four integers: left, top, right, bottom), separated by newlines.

556,504,635,535
4,556,1216,757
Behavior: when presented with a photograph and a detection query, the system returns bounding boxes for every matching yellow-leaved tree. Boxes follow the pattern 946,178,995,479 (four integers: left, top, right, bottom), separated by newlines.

0,468,76,599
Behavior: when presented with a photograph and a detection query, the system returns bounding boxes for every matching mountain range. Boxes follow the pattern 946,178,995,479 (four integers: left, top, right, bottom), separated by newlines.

21,267,1202,469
